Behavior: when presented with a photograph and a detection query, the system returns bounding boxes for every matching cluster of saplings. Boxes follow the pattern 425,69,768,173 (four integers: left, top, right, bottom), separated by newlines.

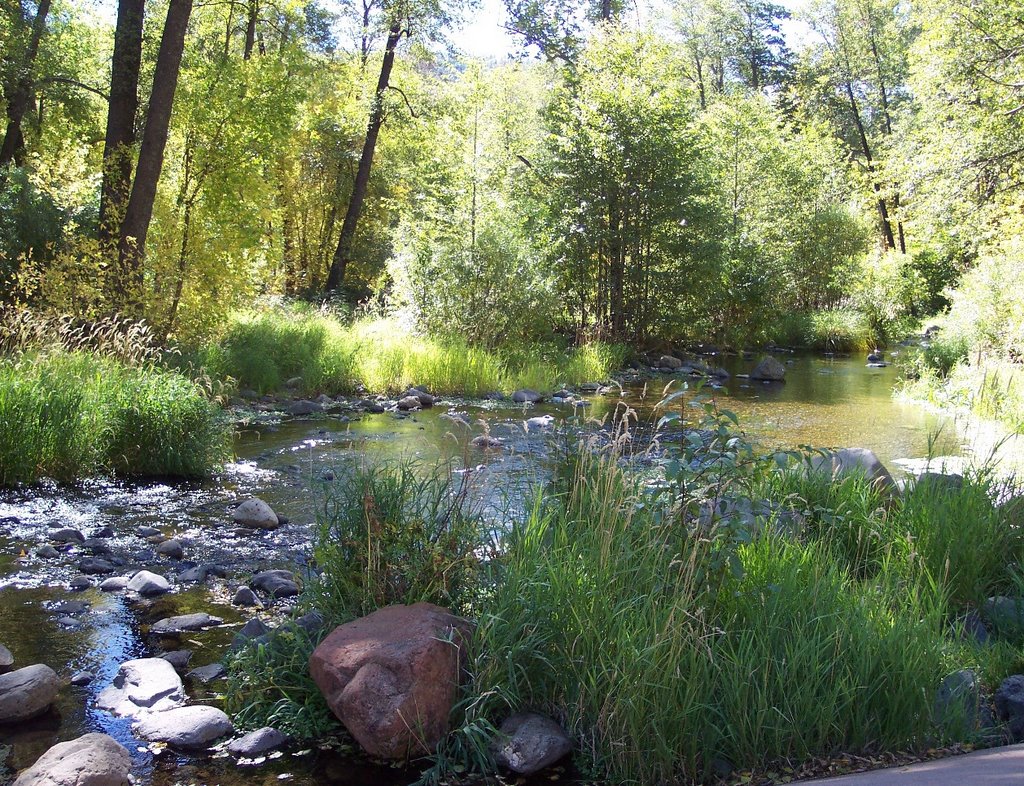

225,404,1024,785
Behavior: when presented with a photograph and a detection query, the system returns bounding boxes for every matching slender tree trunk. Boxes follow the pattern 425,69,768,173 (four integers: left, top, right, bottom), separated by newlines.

844,81,896,251
868,32,907,254
99,0,145,246
117,0,194,314
243,0,258,59
0,0,52,168
324,21,401,293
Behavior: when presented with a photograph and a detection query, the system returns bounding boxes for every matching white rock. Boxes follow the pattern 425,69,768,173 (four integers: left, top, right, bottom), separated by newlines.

133,704,233,748
126,570,170,596
13,733,131,786
95,658,184,717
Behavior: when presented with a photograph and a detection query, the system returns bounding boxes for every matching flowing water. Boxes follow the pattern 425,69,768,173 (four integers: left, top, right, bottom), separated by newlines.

0,352,1018,785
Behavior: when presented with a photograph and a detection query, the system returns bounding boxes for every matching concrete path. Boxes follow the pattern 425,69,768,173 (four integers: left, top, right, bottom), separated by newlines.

798,743,1024,784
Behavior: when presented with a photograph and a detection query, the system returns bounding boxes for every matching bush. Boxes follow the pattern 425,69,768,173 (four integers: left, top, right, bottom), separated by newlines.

0,352,228,485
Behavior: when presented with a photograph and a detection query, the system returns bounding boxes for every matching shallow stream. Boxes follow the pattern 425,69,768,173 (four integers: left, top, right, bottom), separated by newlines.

0,352,1018,785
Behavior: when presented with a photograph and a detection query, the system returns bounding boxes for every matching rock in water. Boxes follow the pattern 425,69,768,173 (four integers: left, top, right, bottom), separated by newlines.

126,570,170,596
658,355,683,370
150,613,223,635
511,389,543,404
226,726,288,757
396,395,422,411
187,663,226,683
95,658,184,717
0,664,60,723
231,498,280,530
493,713,572,775
133,705,233,748
309,602,473,759
251,569,299,598
12,733,131,786
232,586,262,607
750,356,786,381
809,447,894,491
156,539,183,559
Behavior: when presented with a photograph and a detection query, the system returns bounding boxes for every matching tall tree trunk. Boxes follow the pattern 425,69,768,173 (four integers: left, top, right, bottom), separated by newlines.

0,0,52,168
844,81,896,251
868,31,907,254
99,0,145,246
117,0,193,314
324,21,401,294
243,0,258,59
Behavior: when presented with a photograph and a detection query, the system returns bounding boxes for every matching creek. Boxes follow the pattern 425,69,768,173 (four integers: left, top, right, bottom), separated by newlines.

0,352,1017,785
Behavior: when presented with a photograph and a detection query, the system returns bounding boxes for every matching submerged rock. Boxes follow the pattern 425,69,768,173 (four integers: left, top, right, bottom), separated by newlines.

134,705,233,749
95,658,184,717
126,570,170,596
231,498,280,530
493,713,572,775
150,613,223,635
309,602,473,759
12,733,131,786
0,664,60,723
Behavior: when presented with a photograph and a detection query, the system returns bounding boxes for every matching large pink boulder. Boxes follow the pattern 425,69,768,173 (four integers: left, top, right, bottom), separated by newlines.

309,602,473,759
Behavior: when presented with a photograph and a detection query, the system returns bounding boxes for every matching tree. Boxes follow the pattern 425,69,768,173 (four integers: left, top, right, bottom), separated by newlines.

116,0,194,313
98,0,144,246
0,0,52,168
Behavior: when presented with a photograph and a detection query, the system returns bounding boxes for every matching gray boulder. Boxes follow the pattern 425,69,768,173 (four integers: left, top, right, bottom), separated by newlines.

187,663,226,683
983,596,1024,638
126,570,170,596
286,399,323,416
232,618,271,650
232,498,280,530
160,650,193,670
750,356,786,381
78,558,114,575
251,569,299,598
12,733,131,786
156,539,184,559
49,528,84,544
150,613,223,635
133,705,233,749
657,355,683,370
0,643,12,673
403,388,435,407
35,545,59,559
511,389,543,404
996,675,1024,741
95,658,184,717
99,576,129,592
226,726,288,757
934,669,988,736
809,447,894,491
493,713,572,775
232,586,261,607
396,395,422,411
0,664,60,722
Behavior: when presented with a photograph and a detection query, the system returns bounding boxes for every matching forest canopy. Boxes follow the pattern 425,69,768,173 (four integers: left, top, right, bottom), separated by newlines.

0,0,1021,354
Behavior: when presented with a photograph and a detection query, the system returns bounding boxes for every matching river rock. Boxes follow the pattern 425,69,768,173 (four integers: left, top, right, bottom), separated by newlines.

133,705,233,749
232,618,271,650
0,643,12,673
160,650,193,670
471,435,502,449
809,447,894,491
150,613,223,635
226,726,288,757
137,526,161,538
525,415,554,432
187,663,226,683
78,557,114,575
934,668,988,735
70,670,95,686
12,733,131,786
309,602,473,759
251,569,299,598
232,586,262,607
35,545,59,559
95,658,184,716
99,576,129,592
658,355,683,370
511,389,543,404
232,498,280,530
396,395,422,411
995,675,1024,741
750,356,786,381
156,539,183,559
403,388,434,407
50,528,84,544
176,565,209,583
0,664,60,722
493,713,572,775
126,570,170,596
286,399,323,416
983,596,1024,638
69,575,92,591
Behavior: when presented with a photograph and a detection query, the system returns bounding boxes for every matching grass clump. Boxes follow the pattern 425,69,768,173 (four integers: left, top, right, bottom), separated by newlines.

775,309,874,352
0,351,228,486
198,305,627,397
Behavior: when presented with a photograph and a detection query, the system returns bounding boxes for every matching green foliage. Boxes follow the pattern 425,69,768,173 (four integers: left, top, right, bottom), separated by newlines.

0,351,227,486
309,460,493,621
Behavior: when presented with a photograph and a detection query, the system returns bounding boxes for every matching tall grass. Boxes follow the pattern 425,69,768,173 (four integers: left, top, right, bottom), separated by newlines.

0,351,228,485
775,309,875,352
198,307,627,396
